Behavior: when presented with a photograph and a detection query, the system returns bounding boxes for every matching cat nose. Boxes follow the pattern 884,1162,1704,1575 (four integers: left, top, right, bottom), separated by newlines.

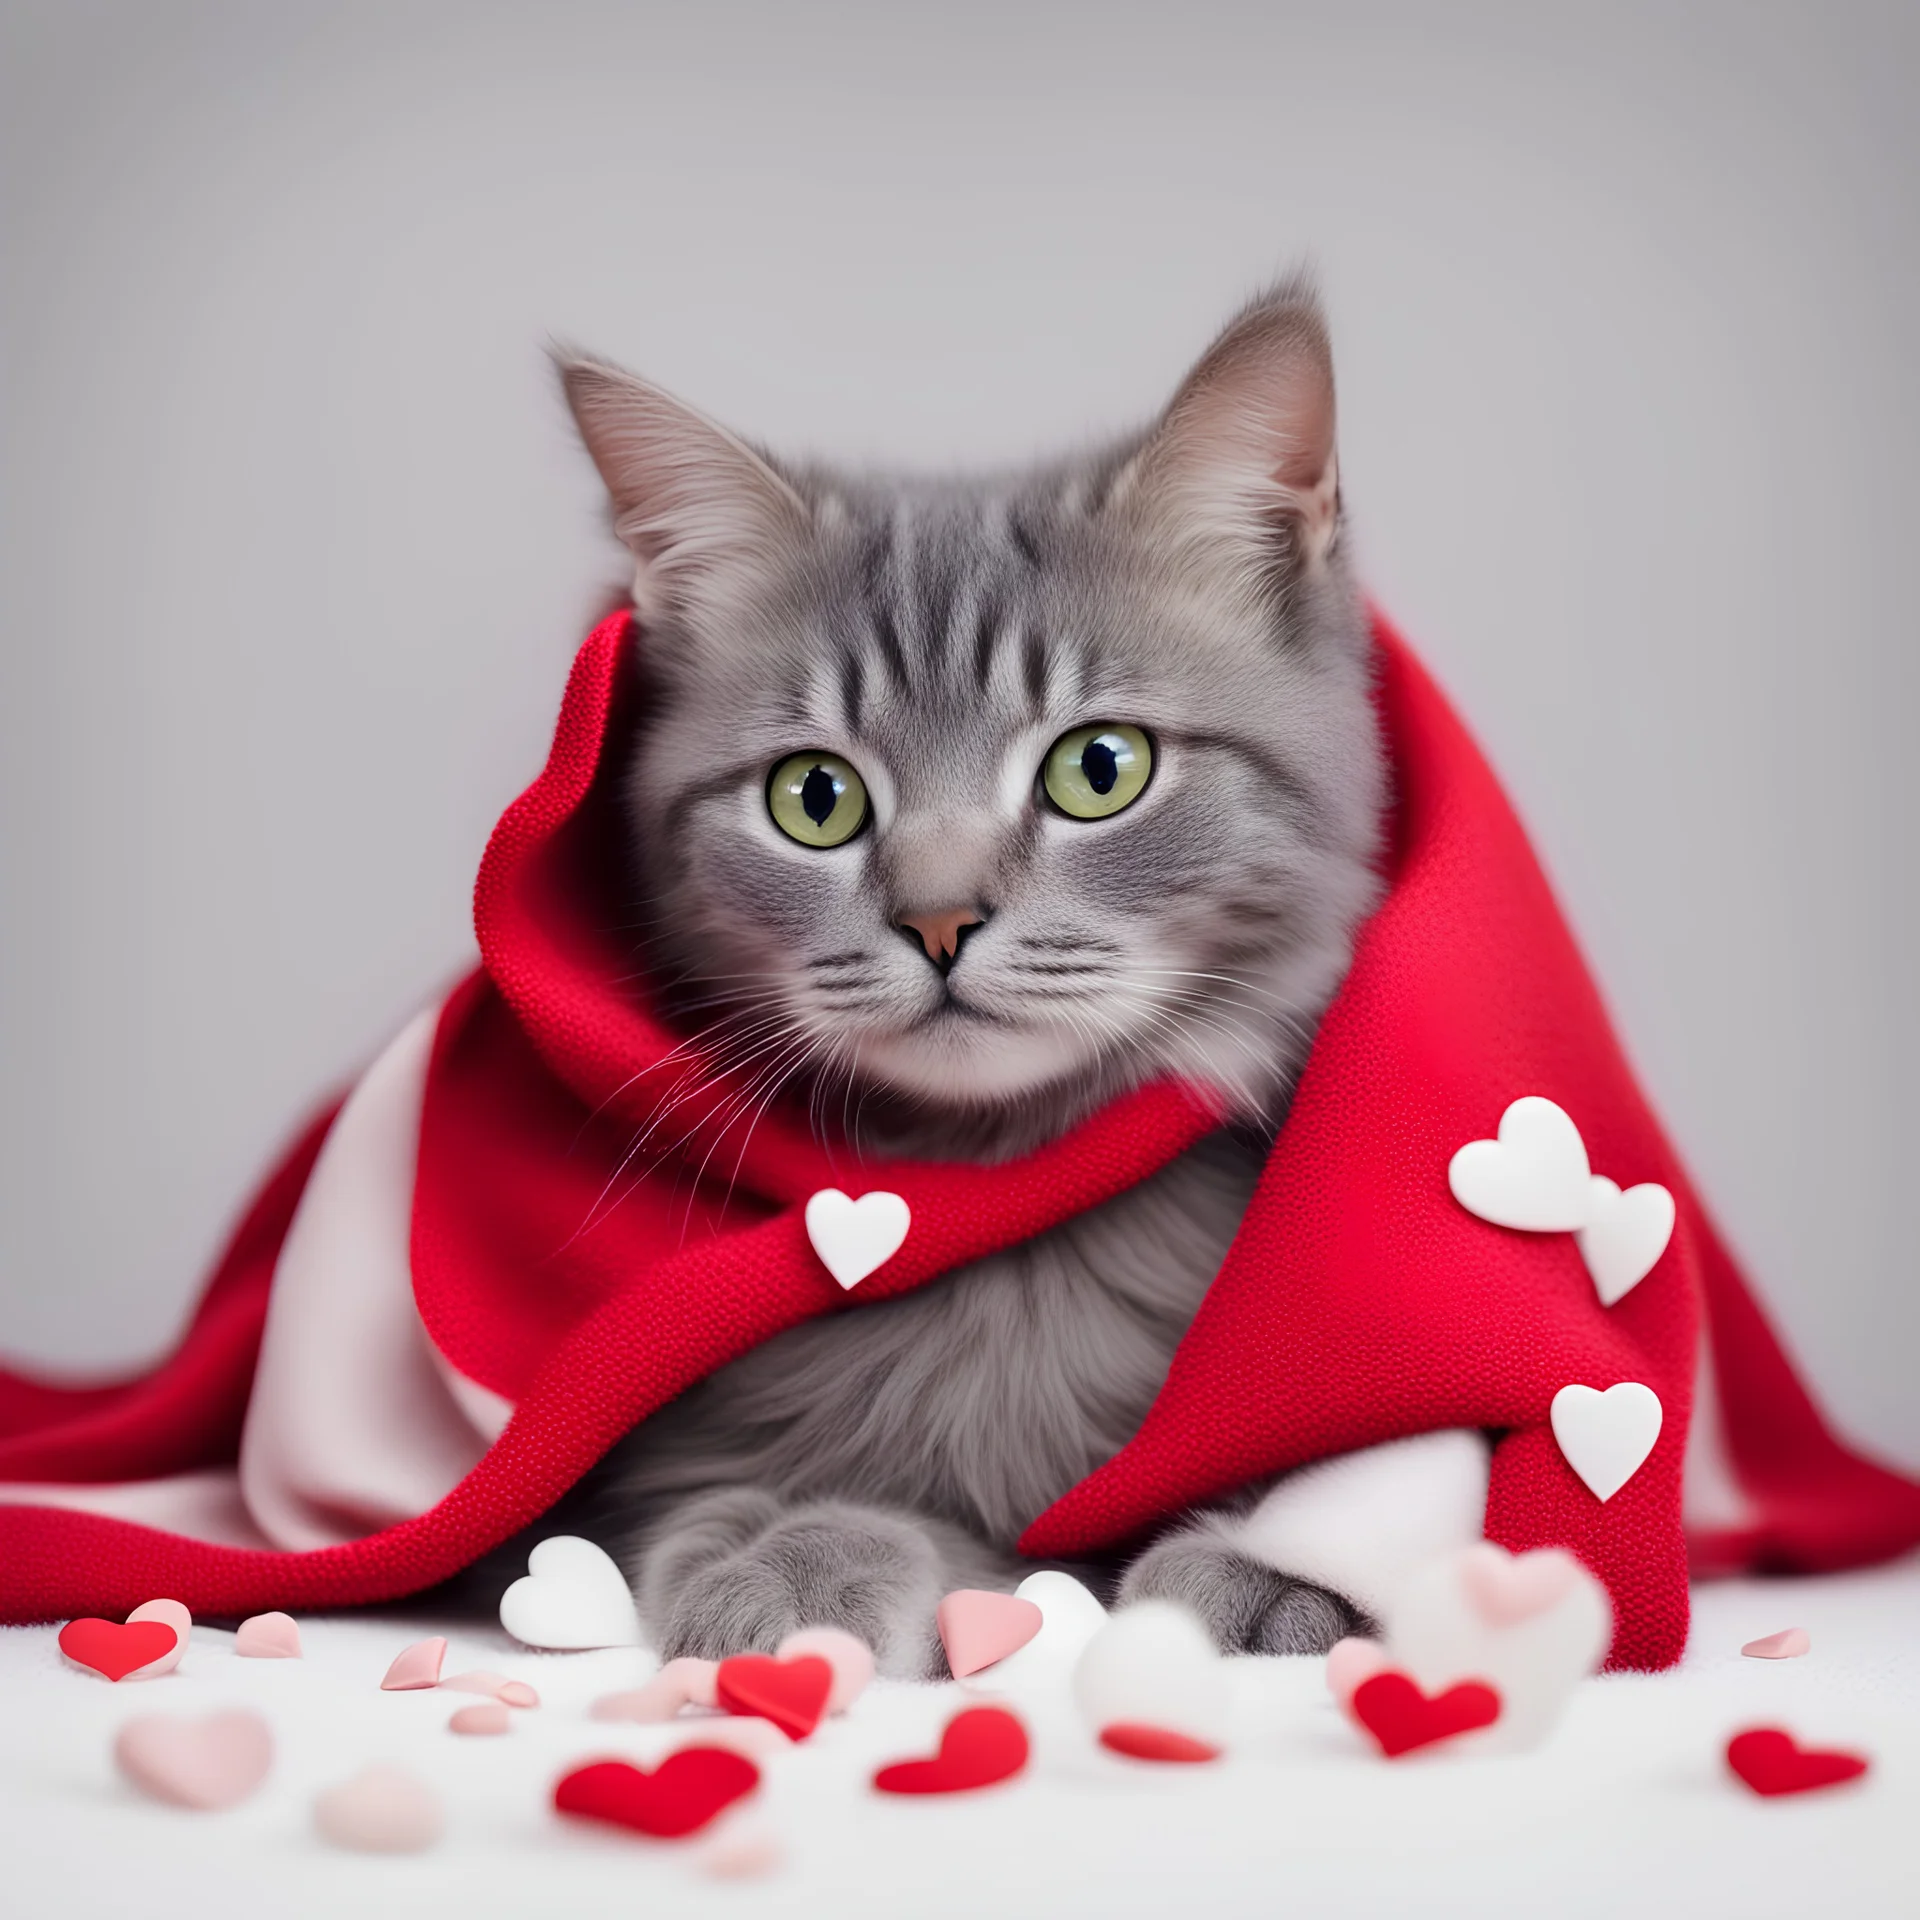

895,907,985,973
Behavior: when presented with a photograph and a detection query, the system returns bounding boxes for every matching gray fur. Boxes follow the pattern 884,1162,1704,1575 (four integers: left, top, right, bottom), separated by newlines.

540,280,1388,1671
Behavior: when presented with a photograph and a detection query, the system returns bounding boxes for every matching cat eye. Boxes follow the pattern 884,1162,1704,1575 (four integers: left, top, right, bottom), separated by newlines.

767,751,871,848
1042,724,1153,820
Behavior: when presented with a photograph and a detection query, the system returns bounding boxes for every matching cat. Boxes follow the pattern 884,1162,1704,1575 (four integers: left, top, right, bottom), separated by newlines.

515,279,1409,1677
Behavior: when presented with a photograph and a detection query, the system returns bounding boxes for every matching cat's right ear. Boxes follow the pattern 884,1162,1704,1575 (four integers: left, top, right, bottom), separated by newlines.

554,348,810,626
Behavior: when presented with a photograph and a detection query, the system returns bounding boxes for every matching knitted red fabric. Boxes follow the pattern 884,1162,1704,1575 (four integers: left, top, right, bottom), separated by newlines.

2,609,1914,1663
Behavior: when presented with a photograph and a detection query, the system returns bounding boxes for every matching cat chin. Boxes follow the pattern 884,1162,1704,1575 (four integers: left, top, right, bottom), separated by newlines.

845,1018,1103,1110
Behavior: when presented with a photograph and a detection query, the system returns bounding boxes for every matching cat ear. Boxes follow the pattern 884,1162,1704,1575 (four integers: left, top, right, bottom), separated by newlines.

1120,279,1340,580
555,349,810,624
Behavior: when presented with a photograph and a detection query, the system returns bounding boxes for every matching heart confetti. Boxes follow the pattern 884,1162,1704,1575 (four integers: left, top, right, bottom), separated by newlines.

554,1751,761,1839
499,1535,640,1650
441,1670,539,1708
714,1654,833,1741
804,1188,910,1290
234,1611,302,1658
1448,1096,1592,1232
1325,1636,1391,1710
872,1706,1030,1795
1576,1175,1676,1305
1349,1671,1502,1758
380,1636,447,1691
1551,1381,1663,1501
123,1600,192,1678
314,1766,443,1852
115,1710,272,1809
938,1590,1044,1678
58,1618,179,1683
775,1628,873,1712
1097,1723,1221,1763
449,1703,512,1736
1726,1727,1869,1797
1742,1628,1811,1660
1458,1543,1582,1626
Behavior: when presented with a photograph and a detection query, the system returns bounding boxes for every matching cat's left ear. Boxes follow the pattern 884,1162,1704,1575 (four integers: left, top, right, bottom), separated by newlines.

1119,278,1340,578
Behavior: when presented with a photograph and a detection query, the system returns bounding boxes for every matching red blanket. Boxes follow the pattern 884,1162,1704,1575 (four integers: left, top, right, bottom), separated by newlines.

3,609,1914,1665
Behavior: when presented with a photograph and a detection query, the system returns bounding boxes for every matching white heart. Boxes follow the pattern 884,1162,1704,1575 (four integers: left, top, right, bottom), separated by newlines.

1384,1544,1611,1753
1550,1382,1663,1502
498,1535,639,1650
1574,1175,1675,1306
960,1570,1108,1694
1071,1601,1229,1751
1448,1096,1593,1232
804,1188,910,1291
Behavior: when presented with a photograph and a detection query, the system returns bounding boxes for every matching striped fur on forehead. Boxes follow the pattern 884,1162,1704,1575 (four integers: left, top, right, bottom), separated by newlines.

587,281,1387,1156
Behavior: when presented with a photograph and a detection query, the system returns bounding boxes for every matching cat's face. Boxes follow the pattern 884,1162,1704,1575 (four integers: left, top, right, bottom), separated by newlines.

566,285,1386,1150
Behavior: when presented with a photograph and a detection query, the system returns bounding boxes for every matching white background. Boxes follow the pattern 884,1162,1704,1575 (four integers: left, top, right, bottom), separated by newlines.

3,0,1915,1469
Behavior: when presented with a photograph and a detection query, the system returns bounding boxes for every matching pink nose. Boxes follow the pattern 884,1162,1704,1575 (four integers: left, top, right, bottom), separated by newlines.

896,907,983,966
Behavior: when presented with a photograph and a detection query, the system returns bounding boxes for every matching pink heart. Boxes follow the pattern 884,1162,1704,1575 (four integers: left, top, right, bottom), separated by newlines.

441,1670,540,1708
1325,1636,1390,1709
776,1628,874,1712
1742,1628,1811,1660
314,1766,442,1852
937,1589,1044,1678
448,1703,511,1736
124,1598,193,1678
380,1636,447,1691
115,1710,272,1809
1459,1544,1581,1626
235,1612,302,1659
592,1656,721,1724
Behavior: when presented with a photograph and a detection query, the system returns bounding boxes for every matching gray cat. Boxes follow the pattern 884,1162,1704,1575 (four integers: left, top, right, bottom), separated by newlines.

534,280,1389,1676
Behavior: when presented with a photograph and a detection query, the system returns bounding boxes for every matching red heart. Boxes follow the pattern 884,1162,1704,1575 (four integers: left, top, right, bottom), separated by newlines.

1726,1727,1870,1798
58,1618,180,1683
714,1653,833,1741
873,1705,1030,1795
1098,1722,1221,1764
553,1750,760,1838
1350,1670,1502,1758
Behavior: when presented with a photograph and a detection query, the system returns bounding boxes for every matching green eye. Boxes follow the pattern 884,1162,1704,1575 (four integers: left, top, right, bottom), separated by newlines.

767,751,870,847
1042,724,1153,819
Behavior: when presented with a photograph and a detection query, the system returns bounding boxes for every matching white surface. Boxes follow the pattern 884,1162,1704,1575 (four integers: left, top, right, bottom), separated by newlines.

2,1562,1914,1919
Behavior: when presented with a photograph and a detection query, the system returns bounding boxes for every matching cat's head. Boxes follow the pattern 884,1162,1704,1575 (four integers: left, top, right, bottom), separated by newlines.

561,281,1385,1156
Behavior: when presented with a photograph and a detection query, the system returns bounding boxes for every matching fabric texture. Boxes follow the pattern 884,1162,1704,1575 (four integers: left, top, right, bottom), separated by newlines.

3,609,1915,1666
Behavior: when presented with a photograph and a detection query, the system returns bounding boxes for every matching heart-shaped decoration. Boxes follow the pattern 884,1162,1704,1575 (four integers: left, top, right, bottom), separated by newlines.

1448,1096,1592,1232
1349,1671,1502,1758
804,1188,910,1290
314,1766,443,1852
593,1656,722,1724
114,1710,273,1809
1458,1543,1582,1626
714,1654,833,1741
776,1628,873,1712
554,1751,761,1838
499,1534,640,1649
123,1599,193,1678
1098,1723,1221,1763
1384,1545,1610,1754
964,1569,1108,1692
235,1611,302,1658
449,1703,511,1736
1551,1381,1663,1501
1725,1727,1869,1797
1576,1175,1675,1305
380,1636,447,1691
1071,1602,1229,1755
58,1618,179,1683
1741,1628,1811,1661
442,1670,539,1707
1325,1637,1391,1711
938,1590,1044,1678
872,1705,1030,1795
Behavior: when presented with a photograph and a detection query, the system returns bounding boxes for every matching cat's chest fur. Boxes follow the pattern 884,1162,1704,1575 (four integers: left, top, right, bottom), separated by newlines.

605,1128,1264,1545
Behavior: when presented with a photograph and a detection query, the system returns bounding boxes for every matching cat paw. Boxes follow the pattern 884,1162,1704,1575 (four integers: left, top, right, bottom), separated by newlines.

650,1496,950,1678
1118,1528,1373,1656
